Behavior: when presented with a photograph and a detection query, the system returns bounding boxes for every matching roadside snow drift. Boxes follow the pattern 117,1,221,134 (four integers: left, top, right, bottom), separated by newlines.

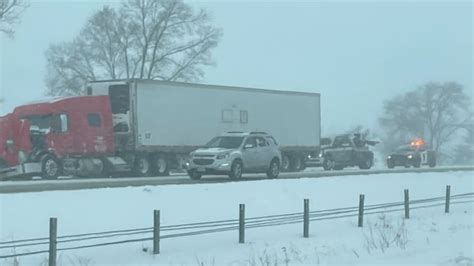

1,171,473,265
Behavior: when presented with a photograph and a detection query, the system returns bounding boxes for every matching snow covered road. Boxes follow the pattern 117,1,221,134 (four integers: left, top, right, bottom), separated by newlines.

1,165,473,194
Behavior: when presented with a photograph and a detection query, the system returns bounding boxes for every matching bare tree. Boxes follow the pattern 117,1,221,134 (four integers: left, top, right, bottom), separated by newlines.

0,0,28,37
45,0,222,96
379,82,472,157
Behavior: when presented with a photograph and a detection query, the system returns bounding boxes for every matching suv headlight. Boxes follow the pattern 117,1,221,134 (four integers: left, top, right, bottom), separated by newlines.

387,155,392,159
216,153,230,160
407,154,413,159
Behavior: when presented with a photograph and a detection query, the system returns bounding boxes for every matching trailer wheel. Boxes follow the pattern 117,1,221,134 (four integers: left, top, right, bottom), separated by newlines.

153,155,170,176
229,160,243,180
289,156,303,172
134,156,152,176
281,155,290,172
41,154,62,180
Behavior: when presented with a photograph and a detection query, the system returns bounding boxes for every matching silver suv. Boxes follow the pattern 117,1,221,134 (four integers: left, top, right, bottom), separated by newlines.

187,132,282,180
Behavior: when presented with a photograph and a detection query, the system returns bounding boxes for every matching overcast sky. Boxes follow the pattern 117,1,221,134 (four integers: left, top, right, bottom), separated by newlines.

0,0,472,135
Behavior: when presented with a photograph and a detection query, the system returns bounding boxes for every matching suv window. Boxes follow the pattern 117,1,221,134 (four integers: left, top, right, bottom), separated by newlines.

256,137,268,147
244,137,257,148
266,136,278,145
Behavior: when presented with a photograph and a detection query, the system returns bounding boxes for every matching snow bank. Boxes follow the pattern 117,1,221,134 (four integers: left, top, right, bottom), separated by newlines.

1,171,472,265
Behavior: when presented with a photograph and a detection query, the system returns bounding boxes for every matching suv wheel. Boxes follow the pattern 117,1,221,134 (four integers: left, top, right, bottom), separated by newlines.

266,159,280,179
229,160,243,180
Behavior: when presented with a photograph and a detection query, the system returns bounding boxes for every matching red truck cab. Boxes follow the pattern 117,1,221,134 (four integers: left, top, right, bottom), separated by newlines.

0,96,127,179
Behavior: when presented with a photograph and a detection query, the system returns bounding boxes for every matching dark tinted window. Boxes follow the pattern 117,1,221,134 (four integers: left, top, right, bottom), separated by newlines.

109,85,130,114
205,136,244,149
88,113,102,127
266,136,278,145
244,137,257,148
256,137,268,147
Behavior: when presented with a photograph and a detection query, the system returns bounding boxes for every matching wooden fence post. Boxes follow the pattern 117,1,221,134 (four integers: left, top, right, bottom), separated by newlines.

445,185,451,213
358,194,365,227
239,204,245,244
49,217,57,266
404,189,410,219
303,199,309,238
153,210,160,254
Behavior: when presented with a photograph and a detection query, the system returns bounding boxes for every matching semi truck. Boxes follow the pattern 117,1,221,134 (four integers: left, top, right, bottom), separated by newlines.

0,79,321,180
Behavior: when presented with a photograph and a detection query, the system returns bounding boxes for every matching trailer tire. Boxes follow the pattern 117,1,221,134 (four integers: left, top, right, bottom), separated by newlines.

41,154,62,180
289,156,302,172
134,156,152,177
281,155,290,172
153,155,170,176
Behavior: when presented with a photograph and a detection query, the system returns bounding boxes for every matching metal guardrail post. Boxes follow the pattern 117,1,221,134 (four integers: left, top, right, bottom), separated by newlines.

404,189,410,219
445,185,451,213
49,217,57,266
358,194,365,227
239,204,245,244
153,210,160,254
303,199,309,238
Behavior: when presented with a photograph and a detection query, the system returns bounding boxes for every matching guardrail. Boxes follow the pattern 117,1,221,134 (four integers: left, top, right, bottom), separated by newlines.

1,186,472,266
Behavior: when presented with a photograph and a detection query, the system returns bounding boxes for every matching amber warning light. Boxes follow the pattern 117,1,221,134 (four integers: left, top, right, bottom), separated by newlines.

410,139,425,148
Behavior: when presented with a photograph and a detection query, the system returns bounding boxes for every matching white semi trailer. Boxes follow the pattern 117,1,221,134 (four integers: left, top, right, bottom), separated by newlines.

87,79,321,176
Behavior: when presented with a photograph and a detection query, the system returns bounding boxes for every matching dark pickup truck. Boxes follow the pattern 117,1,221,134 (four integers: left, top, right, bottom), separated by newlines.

322,134,378,170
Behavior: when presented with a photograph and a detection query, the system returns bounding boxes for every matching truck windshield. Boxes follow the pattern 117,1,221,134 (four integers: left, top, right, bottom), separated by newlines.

205,136,244,149
396,146,415,152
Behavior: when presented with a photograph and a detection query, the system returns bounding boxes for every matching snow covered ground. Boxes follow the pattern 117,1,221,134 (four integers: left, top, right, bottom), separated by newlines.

1,171,473,265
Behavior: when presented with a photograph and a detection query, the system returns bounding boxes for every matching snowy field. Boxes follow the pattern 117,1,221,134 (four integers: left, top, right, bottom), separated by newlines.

1,171,473,265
